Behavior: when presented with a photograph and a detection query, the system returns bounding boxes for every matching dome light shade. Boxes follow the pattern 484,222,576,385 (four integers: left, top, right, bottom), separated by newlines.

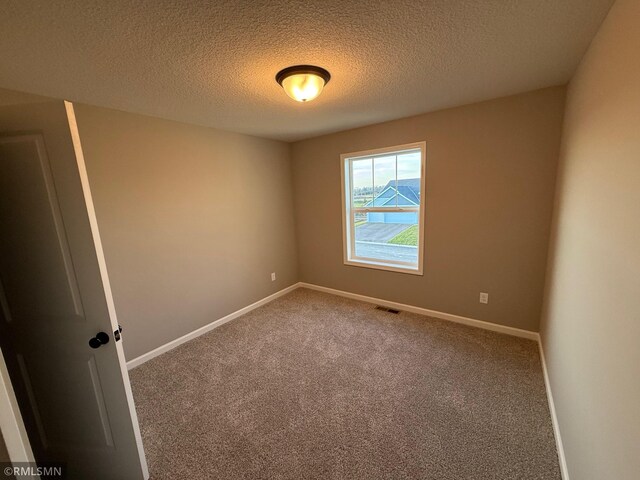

276,65,331,102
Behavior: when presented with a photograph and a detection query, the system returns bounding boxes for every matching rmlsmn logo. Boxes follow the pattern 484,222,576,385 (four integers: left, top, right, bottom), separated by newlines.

1,462,66,479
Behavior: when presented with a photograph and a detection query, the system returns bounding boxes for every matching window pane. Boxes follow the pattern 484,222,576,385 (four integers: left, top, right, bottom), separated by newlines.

352,158,373,208
397,151,421,206
354,211,418,265
373,155,396,207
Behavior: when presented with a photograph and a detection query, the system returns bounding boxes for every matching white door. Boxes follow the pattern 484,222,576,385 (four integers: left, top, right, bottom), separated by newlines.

0,100,148,479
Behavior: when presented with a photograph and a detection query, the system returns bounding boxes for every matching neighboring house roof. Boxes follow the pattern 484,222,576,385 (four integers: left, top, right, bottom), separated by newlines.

365,178,420,207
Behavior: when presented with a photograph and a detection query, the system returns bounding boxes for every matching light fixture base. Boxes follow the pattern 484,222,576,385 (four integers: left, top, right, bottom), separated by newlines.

275,65,331,86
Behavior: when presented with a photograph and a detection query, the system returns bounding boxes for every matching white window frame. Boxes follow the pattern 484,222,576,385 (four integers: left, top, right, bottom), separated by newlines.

341,141,426,275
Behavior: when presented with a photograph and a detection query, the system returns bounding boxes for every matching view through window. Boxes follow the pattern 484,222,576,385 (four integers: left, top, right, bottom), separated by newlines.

342,142,425,274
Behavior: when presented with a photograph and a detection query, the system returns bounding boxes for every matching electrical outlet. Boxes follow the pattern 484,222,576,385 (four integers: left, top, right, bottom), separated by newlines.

271,272,276,281
479,292,489,304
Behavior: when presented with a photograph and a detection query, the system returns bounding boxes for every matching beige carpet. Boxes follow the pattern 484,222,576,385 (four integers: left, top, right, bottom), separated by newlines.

130,288,560,479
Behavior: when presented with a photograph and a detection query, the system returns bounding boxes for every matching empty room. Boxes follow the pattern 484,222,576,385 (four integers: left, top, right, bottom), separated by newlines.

0,1,638,479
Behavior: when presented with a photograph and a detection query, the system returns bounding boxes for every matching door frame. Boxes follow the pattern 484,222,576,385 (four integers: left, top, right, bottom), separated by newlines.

0,348,37,468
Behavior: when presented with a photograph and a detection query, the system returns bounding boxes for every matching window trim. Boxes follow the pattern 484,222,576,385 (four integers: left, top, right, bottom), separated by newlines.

340,141,426,276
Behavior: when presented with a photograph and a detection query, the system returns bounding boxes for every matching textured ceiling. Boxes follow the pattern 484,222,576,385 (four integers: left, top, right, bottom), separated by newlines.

0,0,613,141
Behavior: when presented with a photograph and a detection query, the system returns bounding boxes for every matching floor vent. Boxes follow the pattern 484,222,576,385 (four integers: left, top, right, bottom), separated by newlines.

375,305,400,314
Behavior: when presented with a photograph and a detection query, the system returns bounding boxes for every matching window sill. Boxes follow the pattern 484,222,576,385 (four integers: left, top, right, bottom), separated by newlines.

344,258,423,276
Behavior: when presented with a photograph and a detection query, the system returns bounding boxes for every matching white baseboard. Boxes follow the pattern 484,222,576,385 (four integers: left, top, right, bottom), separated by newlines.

126,283,300,369
126,279,567,477
300,281,568,476
538,337,570,480
298,282,538,340
128,281,537,370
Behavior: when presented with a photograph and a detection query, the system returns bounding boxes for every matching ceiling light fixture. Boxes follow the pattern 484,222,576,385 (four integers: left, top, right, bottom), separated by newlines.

275,65,331,103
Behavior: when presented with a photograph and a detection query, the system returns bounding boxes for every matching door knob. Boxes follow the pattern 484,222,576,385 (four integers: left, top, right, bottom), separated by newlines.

89,332,110,349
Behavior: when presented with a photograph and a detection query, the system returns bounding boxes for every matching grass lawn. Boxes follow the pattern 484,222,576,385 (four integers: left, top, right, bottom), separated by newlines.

388,225,418,246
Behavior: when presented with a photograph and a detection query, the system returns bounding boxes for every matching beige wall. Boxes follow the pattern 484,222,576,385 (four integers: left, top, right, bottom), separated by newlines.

292,87,565,331
0,88,49,106
74,105,298,360
540,0,640,478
